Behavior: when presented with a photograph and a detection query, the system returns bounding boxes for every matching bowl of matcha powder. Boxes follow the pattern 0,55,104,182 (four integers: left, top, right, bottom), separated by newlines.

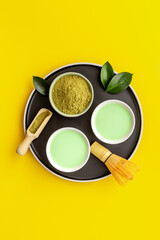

49,72,94,117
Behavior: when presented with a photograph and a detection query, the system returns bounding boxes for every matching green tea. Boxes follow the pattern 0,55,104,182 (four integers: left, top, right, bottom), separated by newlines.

49,129,88,168
94,103,132,140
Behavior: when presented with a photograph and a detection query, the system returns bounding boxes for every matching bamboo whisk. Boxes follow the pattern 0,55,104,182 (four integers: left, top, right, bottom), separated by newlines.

90,141,139,185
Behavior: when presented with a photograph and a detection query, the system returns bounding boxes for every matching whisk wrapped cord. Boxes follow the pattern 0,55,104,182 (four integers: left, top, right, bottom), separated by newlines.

90,142,139,185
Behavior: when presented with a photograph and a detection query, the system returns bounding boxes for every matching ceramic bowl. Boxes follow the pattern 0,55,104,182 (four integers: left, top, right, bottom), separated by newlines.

91,100,135,144
49,72,94,117
46,127,90,172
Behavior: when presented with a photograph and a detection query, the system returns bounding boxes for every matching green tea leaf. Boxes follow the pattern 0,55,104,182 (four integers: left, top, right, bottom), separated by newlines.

101,61,114,89
33,76,49,95
106,72,133,94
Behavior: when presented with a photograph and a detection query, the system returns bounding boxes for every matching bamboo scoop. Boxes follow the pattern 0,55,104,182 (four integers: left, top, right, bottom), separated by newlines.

91,141,139,185
16,108,52,156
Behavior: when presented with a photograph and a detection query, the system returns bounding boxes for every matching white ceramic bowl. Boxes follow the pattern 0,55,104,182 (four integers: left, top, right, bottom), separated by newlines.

49,72,94,117
91,100,135,144
46,127,90,172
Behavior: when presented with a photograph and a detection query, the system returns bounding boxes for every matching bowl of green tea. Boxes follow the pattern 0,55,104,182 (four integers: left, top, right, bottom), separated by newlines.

49,72,94,117
91,100,135,144
46,127,90,172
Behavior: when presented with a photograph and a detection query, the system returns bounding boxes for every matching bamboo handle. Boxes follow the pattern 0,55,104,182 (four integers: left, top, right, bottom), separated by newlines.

16,135,34,156
90,141,111,162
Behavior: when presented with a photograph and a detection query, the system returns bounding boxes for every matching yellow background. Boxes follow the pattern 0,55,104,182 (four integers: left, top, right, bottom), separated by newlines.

0,0,160,239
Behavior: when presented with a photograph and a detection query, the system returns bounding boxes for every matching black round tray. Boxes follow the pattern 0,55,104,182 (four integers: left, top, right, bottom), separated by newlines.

24,63,143,182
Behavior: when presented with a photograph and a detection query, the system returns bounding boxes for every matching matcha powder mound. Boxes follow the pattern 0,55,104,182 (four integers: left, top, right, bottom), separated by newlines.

52,75,92,114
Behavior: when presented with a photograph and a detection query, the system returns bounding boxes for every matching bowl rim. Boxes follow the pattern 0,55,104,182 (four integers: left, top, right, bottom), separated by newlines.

91,99,136,144
49,72,94,117
46,127,90,172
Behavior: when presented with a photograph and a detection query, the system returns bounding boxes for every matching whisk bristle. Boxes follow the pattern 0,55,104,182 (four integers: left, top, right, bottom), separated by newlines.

90,141,140,185
106,155,139,185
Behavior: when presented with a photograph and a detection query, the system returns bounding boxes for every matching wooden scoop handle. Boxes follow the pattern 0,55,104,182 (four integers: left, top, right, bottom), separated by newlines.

16,135,35,156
